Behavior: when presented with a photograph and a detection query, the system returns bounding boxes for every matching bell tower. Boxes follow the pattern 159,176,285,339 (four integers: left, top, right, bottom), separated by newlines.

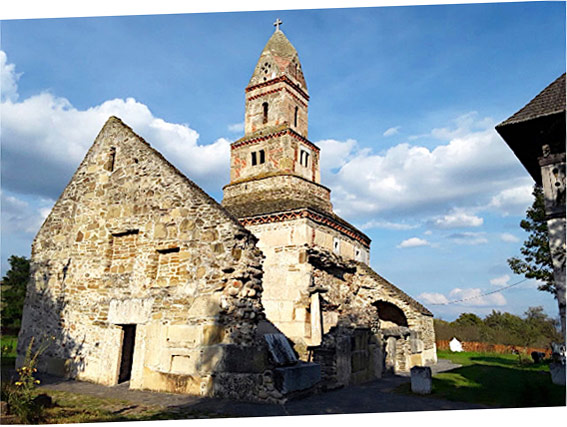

223,21,333,216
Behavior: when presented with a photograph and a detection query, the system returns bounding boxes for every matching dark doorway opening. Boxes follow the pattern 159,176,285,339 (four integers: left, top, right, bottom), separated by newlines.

118,324,136,383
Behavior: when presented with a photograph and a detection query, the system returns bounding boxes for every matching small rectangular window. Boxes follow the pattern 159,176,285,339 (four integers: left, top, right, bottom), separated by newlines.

300,149,310,167
251,152,257,166
333,238,340,254
259,149,265,164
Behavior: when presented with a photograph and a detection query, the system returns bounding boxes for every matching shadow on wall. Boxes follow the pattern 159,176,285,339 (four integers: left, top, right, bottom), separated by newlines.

17,260,85,379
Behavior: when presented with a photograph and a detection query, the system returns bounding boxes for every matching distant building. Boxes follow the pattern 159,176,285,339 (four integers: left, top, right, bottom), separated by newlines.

496,73,566,337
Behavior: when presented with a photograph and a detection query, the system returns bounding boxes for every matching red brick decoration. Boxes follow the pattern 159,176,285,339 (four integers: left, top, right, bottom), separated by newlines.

240,208,371,248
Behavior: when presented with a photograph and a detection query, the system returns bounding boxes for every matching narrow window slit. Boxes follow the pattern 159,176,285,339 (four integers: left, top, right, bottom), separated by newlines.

262,102,269,124
157,247,180,254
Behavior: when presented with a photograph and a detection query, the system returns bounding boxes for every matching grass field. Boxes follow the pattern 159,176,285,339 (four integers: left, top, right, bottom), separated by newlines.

417,350,566,408
1,335,17,367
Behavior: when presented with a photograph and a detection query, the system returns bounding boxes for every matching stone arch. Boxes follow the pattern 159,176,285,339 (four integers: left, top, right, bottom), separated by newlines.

373,300,408,328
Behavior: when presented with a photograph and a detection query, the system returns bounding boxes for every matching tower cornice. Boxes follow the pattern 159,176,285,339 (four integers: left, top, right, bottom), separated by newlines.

246,75,310,102
231,126,319,152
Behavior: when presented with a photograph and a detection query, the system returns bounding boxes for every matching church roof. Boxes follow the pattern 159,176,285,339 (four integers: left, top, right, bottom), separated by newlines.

355,263,434,316
262,29,298,61
497,73,566,127
496,73,566,184
248,29,307,91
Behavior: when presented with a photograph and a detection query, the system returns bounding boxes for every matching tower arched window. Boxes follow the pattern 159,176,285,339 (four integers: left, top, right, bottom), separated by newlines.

262,102,269,124
294,106,298,128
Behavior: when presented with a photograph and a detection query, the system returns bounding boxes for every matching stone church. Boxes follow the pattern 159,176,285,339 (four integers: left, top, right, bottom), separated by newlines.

18,25,436,402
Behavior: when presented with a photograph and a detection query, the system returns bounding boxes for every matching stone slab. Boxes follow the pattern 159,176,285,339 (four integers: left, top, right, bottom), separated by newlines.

274,362,321,394
410,366,432,394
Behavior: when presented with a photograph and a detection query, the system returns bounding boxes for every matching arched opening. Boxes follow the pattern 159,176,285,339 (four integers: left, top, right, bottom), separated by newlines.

262,102,269,124
373,301,408,327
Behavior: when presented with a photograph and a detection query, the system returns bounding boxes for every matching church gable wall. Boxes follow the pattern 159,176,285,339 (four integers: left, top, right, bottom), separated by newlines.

18,117,276,400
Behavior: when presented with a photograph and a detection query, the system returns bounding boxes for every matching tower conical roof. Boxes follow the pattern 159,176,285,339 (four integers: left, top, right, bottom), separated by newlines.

262,29,298,60
248,29,307,91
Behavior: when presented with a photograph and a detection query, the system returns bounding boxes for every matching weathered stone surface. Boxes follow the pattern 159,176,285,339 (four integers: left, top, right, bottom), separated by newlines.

273,362,321,394
410,366,432,394
17,116,270,401
550,362,566,386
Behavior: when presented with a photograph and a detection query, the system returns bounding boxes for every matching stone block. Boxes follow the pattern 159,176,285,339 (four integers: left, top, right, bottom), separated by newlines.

410,366,432,394
219,345,268,373
273,362,321,394
167,324,200,345
550,362,566,386
46,357,72,377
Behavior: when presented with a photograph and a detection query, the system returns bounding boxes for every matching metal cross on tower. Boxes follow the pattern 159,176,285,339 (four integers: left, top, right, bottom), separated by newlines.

273,18,282,31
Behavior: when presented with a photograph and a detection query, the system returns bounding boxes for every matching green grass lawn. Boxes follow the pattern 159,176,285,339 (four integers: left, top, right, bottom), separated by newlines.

1,335,18,367
417,350,566,408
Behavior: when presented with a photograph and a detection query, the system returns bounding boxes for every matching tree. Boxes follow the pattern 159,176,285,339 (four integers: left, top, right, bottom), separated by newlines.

508,186,555,295
1,255,30,332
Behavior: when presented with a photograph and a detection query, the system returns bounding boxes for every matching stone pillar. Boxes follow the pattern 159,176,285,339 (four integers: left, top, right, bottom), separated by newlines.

309,293,322,346
539,149,566,339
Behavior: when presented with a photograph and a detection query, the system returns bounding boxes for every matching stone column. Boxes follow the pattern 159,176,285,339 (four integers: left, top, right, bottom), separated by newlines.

539,148,566,339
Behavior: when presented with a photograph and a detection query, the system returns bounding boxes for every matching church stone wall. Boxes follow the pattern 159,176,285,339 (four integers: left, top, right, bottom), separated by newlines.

223,174,332,214
245,81,308,138
17,117,283,402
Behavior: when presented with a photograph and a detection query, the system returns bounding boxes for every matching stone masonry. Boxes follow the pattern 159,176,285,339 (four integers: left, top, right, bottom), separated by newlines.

222,27,436,388
17,117,285,402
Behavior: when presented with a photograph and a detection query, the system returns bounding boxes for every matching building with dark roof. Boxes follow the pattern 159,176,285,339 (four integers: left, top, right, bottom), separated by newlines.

496,73,566,339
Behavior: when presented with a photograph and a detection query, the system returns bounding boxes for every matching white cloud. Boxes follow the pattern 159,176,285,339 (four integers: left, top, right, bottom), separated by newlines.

500,233,520,243
487,185,533,216
447,232,488,245
228,122,244,133
448,287,507,306
1,50,230,199
1,191,55,234
360,219,419,231
317,138,358,172
397,237,429,248
383,126,400,137
432,208,483,228
420,286,507,307
315,112,529,223
0,51,20,102
490,274,510,287
419,292,449,305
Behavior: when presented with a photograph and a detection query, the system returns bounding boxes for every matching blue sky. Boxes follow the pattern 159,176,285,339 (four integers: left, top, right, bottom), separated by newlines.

1,1,565,321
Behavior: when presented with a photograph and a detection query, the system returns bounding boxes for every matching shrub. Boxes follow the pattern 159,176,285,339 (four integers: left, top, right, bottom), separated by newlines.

5,337,50,423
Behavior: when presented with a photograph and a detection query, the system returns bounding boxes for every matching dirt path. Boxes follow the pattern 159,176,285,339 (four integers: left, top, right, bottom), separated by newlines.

29,365,485,418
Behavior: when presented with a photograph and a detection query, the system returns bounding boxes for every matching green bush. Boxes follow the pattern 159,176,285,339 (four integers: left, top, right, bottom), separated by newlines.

4,337,50,423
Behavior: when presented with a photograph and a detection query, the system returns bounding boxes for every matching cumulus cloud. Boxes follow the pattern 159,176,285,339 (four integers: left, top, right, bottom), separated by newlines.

360,219,419,231
490,274,510,287
487,185,533,216
447,232,488,245
431,208,483,228
419,287,507,307
228,122,244,133
419,292,449,305
314,112,530,223
383,126,400,137
1,191,54,235
1,50,230,200
317,138,358,172
0,51,20,102
500,233,520,243
397,237,429,248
